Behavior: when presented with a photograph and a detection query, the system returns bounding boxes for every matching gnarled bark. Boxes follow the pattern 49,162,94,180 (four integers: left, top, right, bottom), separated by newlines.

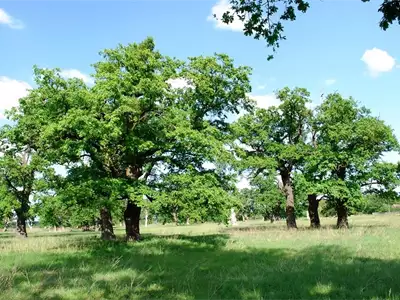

308,194,320,228
100,207,116,240
16,214,27,237
281,170,297,229
15,203,29,237
124,200,141,241
336,201,349,229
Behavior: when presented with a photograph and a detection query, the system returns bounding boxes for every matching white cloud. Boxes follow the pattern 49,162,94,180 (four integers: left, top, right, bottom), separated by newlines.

0,76,31,119
256,85,266,90
53,164,68,177
203,162,216,170
324,79,336,86
249,93,280,109
0,8,24,29
167,78,193,90
361,48,396,77
382,151,400,164
207,0,244,32
236,176,250,190
59,69,94,85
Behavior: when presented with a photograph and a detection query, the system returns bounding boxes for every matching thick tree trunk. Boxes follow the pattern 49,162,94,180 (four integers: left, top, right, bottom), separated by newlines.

100,207,116,240
124,201,141,241
281,171,297,229
308,194,320,228
16,214,27,238
336,201,349,229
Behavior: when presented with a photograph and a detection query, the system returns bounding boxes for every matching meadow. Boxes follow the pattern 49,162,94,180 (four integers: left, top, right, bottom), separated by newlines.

1,215,400,300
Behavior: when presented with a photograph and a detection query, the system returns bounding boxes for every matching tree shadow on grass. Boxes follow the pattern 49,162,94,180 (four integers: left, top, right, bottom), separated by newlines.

1,233,400,300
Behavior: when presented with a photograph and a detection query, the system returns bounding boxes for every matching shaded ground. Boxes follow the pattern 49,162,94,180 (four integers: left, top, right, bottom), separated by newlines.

1,215,400,300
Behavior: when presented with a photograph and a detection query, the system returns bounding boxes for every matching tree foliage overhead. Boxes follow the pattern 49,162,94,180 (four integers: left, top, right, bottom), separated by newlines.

220,0,400,59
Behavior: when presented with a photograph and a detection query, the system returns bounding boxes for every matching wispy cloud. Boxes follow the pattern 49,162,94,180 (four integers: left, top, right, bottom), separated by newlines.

248,93,280,109
324,79,336,86
0,8,24,29
59,69,94,85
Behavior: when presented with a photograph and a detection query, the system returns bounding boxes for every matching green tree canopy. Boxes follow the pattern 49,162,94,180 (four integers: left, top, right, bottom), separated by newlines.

8,37,253,240
232,86,312,228
312,93,399,228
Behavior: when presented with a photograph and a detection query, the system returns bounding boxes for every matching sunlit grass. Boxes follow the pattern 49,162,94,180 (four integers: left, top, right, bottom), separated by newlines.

1,214,400,299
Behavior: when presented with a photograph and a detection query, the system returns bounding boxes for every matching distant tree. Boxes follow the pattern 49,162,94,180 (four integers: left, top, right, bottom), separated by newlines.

155,167,238,225
0,126,51,237
232,87,312,228
0,196,13,231
219,0,399,59
237,188,254,221
250,173,285,222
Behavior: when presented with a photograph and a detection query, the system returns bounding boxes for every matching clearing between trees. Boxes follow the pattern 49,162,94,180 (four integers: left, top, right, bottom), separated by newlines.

1,214,400,300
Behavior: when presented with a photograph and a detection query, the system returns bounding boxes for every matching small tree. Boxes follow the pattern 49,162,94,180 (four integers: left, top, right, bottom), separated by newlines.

0,133,50,237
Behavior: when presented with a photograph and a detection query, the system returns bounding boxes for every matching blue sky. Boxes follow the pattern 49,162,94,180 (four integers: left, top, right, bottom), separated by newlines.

1,0,399,163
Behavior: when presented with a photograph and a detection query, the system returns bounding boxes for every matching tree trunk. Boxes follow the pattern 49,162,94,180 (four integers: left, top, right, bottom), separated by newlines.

144,210,148,227
186,217,190,225
335,166,349,229
308,194,320,228
16,214,27,237
124,200,141,241
3,219,10,232
172,211,178,225
15,200,29,237
230,208,237,226
264,211,274,223
336,201,349,229
281,171,297,229
100,207,115,240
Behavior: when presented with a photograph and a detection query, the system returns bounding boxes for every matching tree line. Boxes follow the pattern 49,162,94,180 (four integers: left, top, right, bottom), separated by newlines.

0,37,399,239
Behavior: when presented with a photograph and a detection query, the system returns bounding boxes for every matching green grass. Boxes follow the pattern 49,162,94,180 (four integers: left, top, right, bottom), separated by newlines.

1,215,400,300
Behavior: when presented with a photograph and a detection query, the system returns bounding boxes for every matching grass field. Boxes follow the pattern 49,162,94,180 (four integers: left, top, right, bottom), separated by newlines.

1,215,400,300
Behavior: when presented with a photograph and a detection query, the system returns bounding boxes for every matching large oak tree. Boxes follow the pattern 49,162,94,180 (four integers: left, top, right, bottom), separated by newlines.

11,37,252,240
